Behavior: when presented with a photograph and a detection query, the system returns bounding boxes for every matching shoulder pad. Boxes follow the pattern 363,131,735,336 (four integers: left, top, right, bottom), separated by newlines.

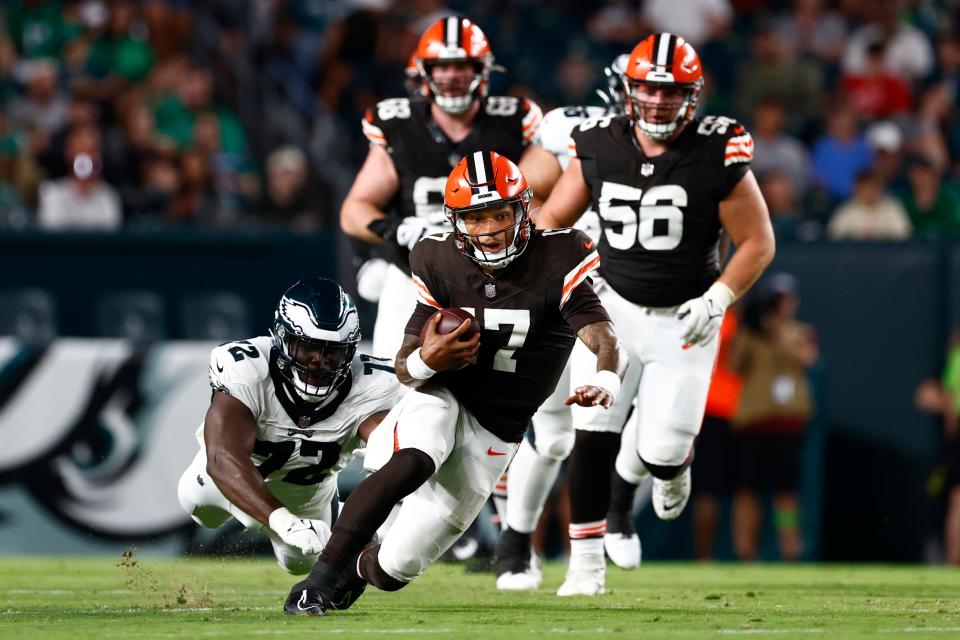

536,106,607,155
694,116,754,167
209,337,270,393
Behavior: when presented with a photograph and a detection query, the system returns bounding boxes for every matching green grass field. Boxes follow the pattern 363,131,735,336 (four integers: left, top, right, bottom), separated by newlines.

1,556,958,639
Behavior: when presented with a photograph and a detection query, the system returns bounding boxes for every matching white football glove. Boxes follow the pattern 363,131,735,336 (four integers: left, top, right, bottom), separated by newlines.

677,282,735,348
269,507,331,556
395,213,450,251
355,258,389,303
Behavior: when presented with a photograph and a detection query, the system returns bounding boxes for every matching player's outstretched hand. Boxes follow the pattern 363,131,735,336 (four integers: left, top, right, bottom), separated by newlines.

270,507,330,556
420,313,480,371
565,384,615,409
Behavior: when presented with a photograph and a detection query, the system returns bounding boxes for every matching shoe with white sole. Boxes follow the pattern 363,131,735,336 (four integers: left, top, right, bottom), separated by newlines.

652,467,691,521
495,551,542,590
556,552,605,596
603,532,641,569
494,528,542,591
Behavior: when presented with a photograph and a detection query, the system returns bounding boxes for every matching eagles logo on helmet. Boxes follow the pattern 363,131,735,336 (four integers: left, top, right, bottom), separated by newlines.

623,33,704,141
270,278,361,403
443,151,532,270
412,16,494,114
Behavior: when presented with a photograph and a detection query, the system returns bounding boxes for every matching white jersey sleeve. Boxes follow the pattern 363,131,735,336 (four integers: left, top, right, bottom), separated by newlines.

347,354,407,427
208,337,272,419
535,106,609,170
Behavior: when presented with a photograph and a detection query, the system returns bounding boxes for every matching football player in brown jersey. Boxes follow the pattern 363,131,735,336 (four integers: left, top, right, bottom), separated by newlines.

284,152,626,616
340,16,543,362
536,33,775,596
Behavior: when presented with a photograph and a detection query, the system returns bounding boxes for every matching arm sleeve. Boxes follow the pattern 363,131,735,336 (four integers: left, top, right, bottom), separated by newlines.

718,122,753,199
208,347,261,417
361,108,388,147
561,282,609,333
558,229,608,331
404,244,444,336
521,98,544,145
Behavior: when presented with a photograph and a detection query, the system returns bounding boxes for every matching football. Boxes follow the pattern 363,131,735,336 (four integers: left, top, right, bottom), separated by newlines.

422,307,480,342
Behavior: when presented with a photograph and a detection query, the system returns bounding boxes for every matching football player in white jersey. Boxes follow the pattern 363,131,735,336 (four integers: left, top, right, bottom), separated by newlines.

492,55,637,592
177,278,406,577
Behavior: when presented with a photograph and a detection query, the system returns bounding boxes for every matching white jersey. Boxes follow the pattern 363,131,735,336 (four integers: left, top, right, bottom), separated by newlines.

535,105,609,170
534,105,606,243
200,336,405,488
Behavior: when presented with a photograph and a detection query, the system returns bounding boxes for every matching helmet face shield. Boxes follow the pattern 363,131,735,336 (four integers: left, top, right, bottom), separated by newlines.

419,59,486,113
625,77,702,141
446,196,530,268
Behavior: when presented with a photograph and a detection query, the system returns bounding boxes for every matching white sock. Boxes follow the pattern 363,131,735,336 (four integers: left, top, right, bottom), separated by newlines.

506,439,563,534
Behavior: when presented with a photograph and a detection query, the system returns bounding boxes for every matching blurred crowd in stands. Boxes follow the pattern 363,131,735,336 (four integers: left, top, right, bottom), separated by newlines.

0,0,958,241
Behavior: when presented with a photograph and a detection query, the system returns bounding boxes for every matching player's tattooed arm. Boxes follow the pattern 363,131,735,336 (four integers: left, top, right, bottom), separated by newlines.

203,392,282,526
566,320,628,409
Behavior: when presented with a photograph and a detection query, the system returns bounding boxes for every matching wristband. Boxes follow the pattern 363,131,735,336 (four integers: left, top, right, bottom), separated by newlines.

706,281,735,309
590,370,621,403
268,506,295,534
406,348,437,380
367,217,399,241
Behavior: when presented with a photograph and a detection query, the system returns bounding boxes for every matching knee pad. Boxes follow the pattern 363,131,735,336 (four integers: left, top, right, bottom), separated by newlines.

532,427,574,461
177,469,230,528
638,452,693,481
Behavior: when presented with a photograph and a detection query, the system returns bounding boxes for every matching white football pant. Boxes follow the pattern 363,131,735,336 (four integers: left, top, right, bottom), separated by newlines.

363,386,517,583
571,284,720,467
177,447,337,575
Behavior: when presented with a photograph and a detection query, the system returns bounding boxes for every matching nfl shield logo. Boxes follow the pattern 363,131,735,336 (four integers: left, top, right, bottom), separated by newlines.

484,283,497,299
298,416,311,428
641,163,654,177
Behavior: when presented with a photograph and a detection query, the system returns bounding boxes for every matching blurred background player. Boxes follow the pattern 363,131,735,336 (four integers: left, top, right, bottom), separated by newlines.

494,53,636,591
339,15,542,362
537,33,775,596
178,278,405,574
286,152,625,615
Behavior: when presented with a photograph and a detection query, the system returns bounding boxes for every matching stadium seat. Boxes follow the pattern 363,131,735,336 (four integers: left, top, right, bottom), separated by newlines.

96,290,167,342
179,292,251,341
0,288,58,342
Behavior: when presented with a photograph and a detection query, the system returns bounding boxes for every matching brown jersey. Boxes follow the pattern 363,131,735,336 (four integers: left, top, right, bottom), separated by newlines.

571,114,753,307
405,229,609,442
362,96,542,272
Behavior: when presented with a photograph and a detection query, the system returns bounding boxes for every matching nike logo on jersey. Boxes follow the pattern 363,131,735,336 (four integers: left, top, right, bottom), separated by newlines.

487,447,506,456
215,361,224,373
583,240,594,250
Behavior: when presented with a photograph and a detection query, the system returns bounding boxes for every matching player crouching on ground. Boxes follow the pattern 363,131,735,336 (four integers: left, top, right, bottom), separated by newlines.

284,151,627,616
178,278,405,575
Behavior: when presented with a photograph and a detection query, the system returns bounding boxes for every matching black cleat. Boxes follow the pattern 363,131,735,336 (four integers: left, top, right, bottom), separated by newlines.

284,580,331,616
327,563,367,611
